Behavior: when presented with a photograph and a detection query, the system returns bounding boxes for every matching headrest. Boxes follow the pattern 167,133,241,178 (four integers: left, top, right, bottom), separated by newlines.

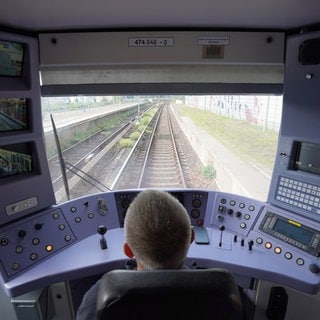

96,268,242,320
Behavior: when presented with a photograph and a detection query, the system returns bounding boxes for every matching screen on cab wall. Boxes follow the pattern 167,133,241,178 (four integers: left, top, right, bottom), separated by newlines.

0,98,29,132
0,40,25,77
0,143,32,178
294,141,320,176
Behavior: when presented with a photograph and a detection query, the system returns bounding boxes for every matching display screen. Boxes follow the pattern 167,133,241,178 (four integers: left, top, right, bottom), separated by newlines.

0,40,25,77
294,141,320,175
0,143,32,178
273,218,313,246
0,98,29,132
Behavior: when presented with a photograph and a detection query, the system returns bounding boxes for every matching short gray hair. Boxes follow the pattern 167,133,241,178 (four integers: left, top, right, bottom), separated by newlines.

124,189,191,269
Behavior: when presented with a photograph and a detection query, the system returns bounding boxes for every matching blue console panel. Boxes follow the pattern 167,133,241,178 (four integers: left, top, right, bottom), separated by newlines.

0,189,320,297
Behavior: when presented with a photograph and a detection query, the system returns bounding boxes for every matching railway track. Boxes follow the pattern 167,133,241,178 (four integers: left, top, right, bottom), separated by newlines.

50,122,132,195
47,102,152,190
138,104,186,188
112,104,187,189
50,102,212,202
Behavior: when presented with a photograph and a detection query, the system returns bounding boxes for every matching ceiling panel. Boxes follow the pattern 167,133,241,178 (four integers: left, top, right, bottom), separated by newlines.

0,0,319,32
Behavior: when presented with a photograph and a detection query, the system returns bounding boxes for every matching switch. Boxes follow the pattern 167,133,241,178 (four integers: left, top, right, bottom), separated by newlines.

235,211,242,218
97,225,108,250
227,209,233,215
98,198,108,215
18,230,27,238
34,223,43,230
219,225,225,247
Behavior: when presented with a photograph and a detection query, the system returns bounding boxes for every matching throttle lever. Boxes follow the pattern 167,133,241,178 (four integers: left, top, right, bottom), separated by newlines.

97,225,108,250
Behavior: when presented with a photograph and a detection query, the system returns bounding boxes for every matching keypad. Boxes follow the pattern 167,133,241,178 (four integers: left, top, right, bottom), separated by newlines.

276,176,320,213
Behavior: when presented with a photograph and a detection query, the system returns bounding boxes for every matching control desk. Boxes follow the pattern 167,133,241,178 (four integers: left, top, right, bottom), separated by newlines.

1,189,320,298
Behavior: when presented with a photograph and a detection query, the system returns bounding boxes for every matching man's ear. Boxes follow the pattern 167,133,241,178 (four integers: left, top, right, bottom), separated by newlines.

123,242,134,258
190,227,195,244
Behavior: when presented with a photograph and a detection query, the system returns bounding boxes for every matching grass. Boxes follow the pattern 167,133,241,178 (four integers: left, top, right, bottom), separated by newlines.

118,107,159,148
175,104,278,169
202,165,216,179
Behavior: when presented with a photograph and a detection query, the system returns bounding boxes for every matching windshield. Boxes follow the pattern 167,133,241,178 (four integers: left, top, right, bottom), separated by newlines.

41,94,282,203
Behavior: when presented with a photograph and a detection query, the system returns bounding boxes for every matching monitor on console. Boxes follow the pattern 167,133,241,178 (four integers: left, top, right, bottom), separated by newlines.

0,143,33,178
0,39,25,77
0,32,35,91
293,141,320,176
0,98,29,133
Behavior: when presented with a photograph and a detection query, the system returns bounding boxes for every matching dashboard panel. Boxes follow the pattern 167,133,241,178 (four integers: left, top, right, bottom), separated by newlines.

0,189,320,297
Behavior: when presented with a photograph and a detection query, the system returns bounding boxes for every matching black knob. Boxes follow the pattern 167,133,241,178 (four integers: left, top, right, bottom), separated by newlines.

217,214,224,221
248,240,254,251
18,230,27,238
235,211,242,218
34,223,43,230
309,263,320,274
97,225,107,235
219,225,225,231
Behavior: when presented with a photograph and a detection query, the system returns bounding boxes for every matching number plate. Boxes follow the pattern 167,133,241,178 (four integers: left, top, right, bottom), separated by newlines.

128,37,174,47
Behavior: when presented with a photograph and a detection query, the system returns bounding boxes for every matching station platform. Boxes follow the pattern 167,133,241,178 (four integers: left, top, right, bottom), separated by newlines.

42,104,134,133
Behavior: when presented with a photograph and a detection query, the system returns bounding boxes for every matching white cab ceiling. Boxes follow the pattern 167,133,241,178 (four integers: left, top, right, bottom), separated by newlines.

0,0,319,32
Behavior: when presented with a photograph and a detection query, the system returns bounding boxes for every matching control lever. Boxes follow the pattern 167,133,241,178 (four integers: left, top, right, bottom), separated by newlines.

97,225,108,250
219,225,225,247
248,240,254,251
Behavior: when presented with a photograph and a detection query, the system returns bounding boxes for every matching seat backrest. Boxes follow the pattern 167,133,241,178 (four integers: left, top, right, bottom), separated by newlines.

96,268,242,320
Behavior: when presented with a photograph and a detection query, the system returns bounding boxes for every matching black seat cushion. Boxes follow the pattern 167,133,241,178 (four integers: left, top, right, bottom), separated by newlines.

96,268,242,320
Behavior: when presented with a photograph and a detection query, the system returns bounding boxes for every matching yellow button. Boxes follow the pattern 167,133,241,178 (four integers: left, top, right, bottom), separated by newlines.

274,247,282,254
46,245,53,252
265,242,272,249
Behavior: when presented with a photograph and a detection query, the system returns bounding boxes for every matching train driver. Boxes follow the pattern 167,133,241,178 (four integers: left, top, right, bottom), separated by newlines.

76,189,195,320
